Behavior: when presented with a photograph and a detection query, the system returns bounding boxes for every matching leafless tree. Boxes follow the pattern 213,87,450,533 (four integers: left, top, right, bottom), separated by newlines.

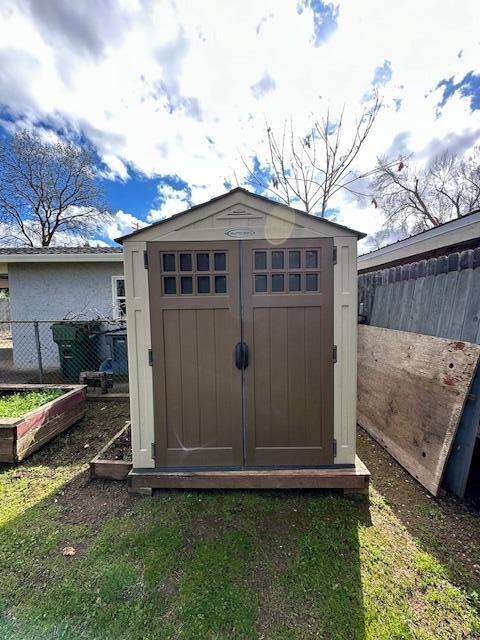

371,147,480,233
0,130,112,246
242,92,397,216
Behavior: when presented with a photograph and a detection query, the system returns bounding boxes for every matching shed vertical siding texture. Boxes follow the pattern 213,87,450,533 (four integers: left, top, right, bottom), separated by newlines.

358,248,480,344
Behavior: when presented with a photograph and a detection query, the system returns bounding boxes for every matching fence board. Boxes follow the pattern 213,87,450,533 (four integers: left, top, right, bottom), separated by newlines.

462,269,480,342
358,249,480,344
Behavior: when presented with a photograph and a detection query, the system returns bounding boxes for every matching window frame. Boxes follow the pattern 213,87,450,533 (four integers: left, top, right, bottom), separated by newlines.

112,275,126,319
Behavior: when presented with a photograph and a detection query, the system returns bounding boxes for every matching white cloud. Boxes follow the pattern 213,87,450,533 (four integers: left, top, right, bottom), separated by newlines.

99,154,129,181
148,184,191,221
104,210,147,241
0,0,479,239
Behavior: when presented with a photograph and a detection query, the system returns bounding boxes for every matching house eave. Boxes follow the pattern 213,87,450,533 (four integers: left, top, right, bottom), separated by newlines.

0,253,124,264
358,210,480,272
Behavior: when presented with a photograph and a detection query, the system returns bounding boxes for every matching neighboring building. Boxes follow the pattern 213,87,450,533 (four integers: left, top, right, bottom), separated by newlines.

0,247,124,369
358,209,480,273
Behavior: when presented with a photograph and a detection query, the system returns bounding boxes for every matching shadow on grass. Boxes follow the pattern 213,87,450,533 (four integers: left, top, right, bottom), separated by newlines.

0,398,374,639
357,427,480,597
0,464,372,640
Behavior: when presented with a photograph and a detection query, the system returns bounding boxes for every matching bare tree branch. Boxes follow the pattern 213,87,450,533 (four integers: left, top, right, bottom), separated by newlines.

240,92,388,216
0,130,112,246
371,147,480,233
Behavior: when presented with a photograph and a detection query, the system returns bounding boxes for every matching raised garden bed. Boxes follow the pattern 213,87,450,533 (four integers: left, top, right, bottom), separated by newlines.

90,422,132,481
0,384,86,464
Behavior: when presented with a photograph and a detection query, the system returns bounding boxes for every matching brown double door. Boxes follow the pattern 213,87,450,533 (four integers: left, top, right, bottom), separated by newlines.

148,239,334,469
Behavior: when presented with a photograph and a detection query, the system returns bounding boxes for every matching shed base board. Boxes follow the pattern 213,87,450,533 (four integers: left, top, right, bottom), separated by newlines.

128,456,369,492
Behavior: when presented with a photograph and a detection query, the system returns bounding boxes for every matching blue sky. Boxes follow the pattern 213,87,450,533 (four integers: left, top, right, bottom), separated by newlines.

0,0,479,249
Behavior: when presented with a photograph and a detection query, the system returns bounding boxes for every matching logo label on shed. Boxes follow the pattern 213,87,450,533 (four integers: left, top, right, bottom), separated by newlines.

225,228,256,238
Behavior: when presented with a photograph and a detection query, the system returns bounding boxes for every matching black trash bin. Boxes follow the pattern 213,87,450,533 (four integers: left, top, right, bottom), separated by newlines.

51,322,101,380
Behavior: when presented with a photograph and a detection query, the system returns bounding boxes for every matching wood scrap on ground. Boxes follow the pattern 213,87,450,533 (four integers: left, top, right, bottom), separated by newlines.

357,325,480,496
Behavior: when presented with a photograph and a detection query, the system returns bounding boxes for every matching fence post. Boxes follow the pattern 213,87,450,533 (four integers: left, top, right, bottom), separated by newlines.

33,321,44,384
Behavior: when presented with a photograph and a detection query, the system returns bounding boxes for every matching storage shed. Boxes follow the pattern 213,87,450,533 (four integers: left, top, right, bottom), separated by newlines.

118,188,370,491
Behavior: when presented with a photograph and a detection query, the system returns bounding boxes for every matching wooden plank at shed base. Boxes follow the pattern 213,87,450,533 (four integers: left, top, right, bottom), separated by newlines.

128,456,370,492
358,325,480,496
89,422,132,481
90,460,132,481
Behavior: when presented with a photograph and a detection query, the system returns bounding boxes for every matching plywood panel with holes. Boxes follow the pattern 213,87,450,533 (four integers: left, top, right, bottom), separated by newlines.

357,325,480,495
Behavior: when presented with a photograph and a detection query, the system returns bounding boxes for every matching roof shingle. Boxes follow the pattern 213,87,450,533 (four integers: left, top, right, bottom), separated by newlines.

0,247,123,255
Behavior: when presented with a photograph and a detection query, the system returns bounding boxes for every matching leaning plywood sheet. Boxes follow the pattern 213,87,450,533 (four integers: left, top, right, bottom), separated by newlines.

357,325,480,495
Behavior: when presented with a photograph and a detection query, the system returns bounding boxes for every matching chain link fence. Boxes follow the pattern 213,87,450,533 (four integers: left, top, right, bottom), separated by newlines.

0,319,129,392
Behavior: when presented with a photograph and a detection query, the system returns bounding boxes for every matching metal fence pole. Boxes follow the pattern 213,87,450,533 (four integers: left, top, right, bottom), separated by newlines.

33,321,44,384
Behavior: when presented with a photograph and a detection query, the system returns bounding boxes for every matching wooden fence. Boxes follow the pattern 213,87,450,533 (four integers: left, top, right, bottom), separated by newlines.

358,247,480,343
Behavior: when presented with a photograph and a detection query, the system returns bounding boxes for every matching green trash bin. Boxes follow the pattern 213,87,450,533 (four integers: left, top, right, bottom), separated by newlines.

51,322,101,381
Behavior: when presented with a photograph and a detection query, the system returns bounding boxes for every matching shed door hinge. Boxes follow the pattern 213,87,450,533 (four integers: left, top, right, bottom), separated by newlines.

144,251,148,269
333,439,337,459
148,349,153,366
151,443,156,460
333,345,337,363
333,246,337,265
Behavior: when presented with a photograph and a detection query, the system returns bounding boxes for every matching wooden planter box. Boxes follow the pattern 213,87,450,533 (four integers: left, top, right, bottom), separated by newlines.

90,422,132,481
0,384,86,464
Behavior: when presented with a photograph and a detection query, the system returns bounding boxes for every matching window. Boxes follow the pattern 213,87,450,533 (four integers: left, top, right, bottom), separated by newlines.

159,251,228,296
252,247,322,294
112,276,126,318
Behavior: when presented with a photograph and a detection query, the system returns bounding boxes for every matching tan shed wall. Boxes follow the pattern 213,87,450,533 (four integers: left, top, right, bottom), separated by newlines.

125,195,358,468
333,236,357,464
124,241,154,468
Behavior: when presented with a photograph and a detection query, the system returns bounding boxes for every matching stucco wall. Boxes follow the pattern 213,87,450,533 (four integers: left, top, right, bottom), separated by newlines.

0,299,10,322
9,262,124,369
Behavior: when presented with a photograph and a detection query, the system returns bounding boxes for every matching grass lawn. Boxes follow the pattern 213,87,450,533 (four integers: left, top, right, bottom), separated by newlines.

0,401,479,640
0,389,63,418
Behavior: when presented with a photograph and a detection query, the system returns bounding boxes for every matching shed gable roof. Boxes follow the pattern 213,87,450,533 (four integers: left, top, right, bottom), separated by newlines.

117,187,366,243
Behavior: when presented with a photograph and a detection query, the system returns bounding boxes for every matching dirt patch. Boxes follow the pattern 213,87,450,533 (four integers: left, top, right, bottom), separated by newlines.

53,400,136,527
357,426,480,593
55,470,137,527
24,399,131,469
19,399,137,528
103,425,132,461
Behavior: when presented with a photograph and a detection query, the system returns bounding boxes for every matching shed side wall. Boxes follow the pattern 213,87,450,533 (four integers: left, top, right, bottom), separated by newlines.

124,242,154,468
333,237,357,464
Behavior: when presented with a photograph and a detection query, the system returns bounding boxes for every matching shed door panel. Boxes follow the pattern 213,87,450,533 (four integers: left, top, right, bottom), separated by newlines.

148,241,243,467
242,239,334,466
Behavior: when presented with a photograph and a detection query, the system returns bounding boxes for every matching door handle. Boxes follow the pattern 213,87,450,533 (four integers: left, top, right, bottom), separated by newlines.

235,342,249,370
242,342,249,369
235,342,243,369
